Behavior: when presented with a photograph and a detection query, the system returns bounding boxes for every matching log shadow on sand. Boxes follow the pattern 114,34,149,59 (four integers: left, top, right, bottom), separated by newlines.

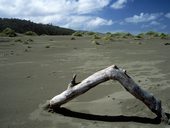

51,107,170,124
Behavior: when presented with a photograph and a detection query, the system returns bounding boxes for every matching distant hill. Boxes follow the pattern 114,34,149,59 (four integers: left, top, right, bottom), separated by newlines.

0,18,75,35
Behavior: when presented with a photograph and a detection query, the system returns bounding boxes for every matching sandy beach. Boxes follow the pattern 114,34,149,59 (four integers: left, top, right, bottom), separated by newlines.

0,35,170,128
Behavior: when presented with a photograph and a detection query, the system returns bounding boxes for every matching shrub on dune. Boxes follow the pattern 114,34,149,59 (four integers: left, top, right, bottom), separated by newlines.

0,27,17,37
71,37,76,40
145,31,159,37
27,38,33,42
45,45,50,48
91,40,100,45
72,32,83,37
159,33,168,39
93,34,101,39
86,31,95,36
24,31,37,36
15,39,22,42
102,34,113,41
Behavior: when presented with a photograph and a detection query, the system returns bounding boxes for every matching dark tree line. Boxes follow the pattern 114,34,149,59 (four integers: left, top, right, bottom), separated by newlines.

0,18,75,35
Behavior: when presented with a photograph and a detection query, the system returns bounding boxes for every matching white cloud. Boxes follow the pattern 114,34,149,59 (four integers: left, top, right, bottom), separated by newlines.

125,12,163,23
0,0,78,16
25,14,113,30
165,13,170,19
150,21,160,25
61,15,92,29
111,0,128,9
161,25,167,29
0,0,113,30
61,16,113,30
141,21,166,30
0,0,111,16
87,17,113,27
77,0,111,14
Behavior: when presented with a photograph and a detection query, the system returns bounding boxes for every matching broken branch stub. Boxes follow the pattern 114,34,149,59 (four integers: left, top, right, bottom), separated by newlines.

49,65,168,121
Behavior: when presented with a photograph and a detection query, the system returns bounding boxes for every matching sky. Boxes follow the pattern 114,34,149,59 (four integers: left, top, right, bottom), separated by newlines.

0,0,170,34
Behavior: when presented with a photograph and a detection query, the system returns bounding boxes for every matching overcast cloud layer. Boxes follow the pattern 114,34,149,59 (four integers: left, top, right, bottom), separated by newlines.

0,0,170,33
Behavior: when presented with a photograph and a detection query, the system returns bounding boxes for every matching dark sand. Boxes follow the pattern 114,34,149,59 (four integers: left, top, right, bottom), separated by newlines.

0,35,170,128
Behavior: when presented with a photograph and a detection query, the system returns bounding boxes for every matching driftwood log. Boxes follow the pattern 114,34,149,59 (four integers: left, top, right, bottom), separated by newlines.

48,65,168,121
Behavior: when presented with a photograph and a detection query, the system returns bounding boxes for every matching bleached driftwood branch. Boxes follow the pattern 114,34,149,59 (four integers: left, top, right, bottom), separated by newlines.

48,65,168,121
